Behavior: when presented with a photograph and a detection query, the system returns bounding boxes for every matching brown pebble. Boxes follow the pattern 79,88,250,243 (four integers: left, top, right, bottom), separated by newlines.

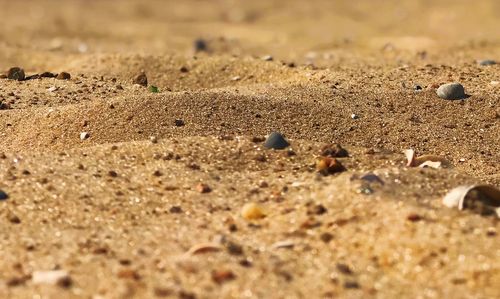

57,276,73,288
7,212,21,224
407,213,423,222
154,287,173,297
226,242,244,255
108,170,118,177
133,72,148,87
56,72,71,80
320,232,334,243
211,269,236,284
180,66,189,73
316,157,346,175
196,183,211,193
117,269,141,280
336,263,353,275
320,143,349,158
7,67,25,81
40,72,56,78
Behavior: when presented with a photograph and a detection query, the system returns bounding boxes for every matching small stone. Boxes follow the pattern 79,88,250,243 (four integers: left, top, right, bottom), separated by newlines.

0,189,8,200
436,83,466,100
241,203,265,220
169,206,182,213
231,76,241,81
40,72,56,78
310,204,327,215
80,132,90,140
7,212,21,224
478,59,496,66
336,263,353,275
108,170,118,178
56,72,71,80
320,143,348,158
261,55,273,61
226,242,244,255
7,67,25,81
316,157,346,175
343,281,360,289
196,183,211,193
154,287,173,297
117,269,141,280
350,113,359,119
133,72,148,87
180,66,189,73
174,119,185,127
414,85,423,90
32,270,71,286
320,232,333,243
194,38,208,52
407,213,423,222
211,269,235,284
150,136,158,143
264,132,290,149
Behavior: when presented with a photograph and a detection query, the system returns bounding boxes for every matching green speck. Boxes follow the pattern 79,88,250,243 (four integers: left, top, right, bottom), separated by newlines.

149,85,159,93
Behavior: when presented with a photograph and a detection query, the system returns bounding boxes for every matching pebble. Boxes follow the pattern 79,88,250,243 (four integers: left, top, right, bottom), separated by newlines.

174,119,185,127
211,269,235,284
320,143,348,158
40,72,56,78
194,38,208,52
316,157,346,175
80,132,90,140
0,189,8,200
56,72,71,80
32,270,71,287
133,72,148,87
261,55,273,61
264,132,290,149
478,59,496,66
350,113,359,119
7,67,25,81
241,203,266,220
150,136,158,143
436,83,466,100
196,183,211,193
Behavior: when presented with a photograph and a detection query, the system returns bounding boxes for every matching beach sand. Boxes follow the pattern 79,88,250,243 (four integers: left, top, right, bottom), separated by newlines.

0,0,499,298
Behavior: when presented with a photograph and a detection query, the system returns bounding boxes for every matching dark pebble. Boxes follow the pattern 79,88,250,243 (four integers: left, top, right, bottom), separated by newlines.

133,72,148,87
343,281,360,289
7,67,25,81
194,38,208,52
40,72,56,78
169,206,183,213
226,242,244,255
321,143,348,157
336,263,353,275
264,132,290,150
0,189,8,200
56,72,71,80
174,119,185,127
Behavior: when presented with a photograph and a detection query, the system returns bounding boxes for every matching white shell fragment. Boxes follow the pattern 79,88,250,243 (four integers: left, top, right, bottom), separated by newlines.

32,270,70,285
271,240,295,249
443,185,500,217
404,149,449,169
185,243,222,255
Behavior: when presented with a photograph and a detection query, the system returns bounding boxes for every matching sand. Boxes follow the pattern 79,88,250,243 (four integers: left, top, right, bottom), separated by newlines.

0,0,499,298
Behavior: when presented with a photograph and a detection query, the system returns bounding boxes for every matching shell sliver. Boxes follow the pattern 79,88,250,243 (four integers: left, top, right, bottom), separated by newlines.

443,185,500,217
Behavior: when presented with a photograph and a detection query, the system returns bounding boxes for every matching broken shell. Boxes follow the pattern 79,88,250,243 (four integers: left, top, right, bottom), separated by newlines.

186,243,222,255
271,240,295,249
443,185,500,217
404,149,449,168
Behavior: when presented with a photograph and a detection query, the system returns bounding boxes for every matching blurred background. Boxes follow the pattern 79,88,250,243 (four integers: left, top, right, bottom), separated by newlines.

0,0,499,68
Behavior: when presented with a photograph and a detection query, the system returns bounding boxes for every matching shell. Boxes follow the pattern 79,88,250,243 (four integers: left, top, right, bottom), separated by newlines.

404,149,449,168
443,185,500,217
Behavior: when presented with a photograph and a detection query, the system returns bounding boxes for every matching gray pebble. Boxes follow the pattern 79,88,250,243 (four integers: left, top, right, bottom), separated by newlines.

264,132,290,149
0,189,8,200
436,83,466,100
7,67,25,81
478,59,496,66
